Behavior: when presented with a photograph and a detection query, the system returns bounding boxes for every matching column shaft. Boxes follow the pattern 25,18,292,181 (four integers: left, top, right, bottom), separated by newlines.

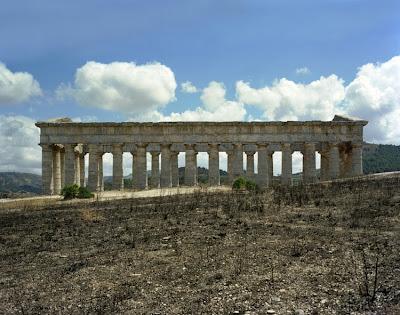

160,144,172,188
281,143,292,186
52,148,62,194
328,143,340,180
79,154,85,187
60,150,65,188
88,146,99,192
232,143,243,178
246,151,255,181
257,144,268,188
171,152,179,187
267,152,273,186
185,144,197,186
303,143,316,183
41,144,53,195
227,150,234,183
64,144,76,186
134,144,147,190
98,153,104,191
74,153,80,185
208,144,220,186
150,152,160,188
320,150,329,181
112,144,124,190
352,143,363,176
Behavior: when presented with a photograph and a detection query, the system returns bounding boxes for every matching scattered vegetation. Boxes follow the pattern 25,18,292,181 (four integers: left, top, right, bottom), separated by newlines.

1,175,399,314
61,184,94,199
232,176,258,191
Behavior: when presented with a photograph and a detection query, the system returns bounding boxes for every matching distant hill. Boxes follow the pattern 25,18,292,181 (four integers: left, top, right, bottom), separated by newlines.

0,172,42,197
363,143,400,174
2,143,400,195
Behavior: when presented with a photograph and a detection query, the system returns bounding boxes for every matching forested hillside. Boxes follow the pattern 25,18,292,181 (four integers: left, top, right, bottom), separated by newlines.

363,143,400,174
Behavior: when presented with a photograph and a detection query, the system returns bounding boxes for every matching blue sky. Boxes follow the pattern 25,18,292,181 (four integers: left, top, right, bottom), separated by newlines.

0,0,399,173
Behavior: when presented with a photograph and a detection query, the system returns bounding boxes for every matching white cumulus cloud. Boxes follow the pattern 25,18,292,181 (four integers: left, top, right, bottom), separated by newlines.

236,75,345,121
181,81,198,93
0,115,41,174
0,62,42,104
136,81,246,122
57,61,177,115
344,56,400,143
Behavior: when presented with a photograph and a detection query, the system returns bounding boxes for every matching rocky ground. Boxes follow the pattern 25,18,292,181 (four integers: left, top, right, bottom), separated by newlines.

0,177,399,314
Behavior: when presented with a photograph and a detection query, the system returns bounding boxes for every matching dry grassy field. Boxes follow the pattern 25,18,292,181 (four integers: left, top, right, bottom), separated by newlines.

1,177,399,314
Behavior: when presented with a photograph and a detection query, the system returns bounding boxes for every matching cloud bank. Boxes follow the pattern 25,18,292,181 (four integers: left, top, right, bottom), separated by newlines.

0,63,42,105
58,61,177,115
2,55,400,174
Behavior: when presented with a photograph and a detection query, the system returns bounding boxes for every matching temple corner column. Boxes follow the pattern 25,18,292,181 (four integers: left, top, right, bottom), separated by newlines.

40,144,53,195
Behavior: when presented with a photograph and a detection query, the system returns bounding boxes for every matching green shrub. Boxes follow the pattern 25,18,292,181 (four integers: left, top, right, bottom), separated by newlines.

78,186,94,199
61,184,94,200
245,179,257,191
61,184,80,199
232,177,247,190
232,177,258,191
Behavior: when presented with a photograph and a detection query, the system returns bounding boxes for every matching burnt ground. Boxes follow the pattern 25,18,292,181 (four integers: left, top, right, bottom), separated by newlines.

0,178,399,314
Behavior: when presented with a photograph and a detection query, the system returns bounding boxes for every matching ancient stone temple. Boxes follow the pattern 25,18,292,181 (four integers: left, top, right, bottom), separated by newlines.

35,115,367,195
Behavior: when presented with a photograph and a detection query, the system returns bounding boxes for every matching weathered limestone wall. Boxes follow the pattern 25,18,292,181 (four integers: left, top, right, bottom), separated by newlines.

35,116,367,194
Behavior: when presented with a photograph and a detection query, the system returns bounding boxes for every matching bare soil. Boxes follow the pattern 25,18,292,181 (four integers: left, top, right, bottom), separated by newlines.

0,178,399,314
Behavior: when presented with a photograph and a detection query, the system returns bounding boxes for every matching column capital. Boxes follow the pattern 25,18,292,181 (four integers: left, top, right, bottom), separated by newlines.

64,143,77,151
150,151,160,157
161,143,172,149
184,143,196,151
256,142,269,149
245,151,256,156
170,151,179,156
136,142,148,149
39,143,53,151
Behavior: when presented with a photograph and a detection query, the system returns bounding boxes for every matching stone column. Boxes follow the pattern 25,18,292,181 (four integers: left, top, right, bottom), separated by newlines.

97,153,104,191
60,149,65,188
232,143,243,178
160,144,172,188
171,151,179,187
150,151,160,188
64,144,76,186
52,147,62,194
227,150,234,183
134,143,148,190
40,144,53,195
185,144,197,186
79,154,85,187
352,143,363,176
208,144,220,186
74,153,80,185
257,144,268,188
281,143,292,186
267,152,274,186
303,142,316,184
328,143,340,180
88,145,99,192
320,147,329,181
131,151,135,188
245,151,255,181
112,144,124,190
